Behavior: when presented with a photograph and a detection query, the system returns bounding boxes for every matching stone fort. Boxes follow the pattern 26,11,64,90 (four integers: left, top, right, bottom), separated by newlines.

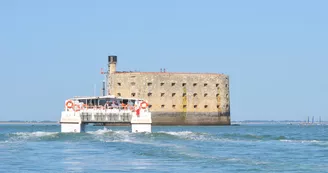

107,56,230,125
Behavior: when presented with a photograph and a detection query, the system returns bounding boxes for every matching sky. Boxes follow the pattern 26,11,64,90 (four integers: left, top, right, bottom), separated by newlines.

0,0,327,121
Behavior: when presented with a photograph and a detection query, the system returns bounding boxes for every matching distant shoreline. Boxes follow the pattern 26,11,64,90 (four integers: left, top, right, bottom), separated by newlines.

0,122,59,125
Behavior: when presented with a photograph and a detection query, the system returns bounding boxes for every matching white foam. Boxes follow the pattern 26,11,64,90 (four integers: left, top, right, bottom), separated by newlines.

14,131,57,138
87,128,130,135
87,128,113,135
159,131,210,141
6,131,58,141
280,139,321,143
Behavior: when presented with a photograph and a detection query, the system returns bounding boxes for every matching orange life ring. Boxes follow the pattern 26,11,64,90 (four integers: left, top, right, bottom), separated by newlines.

140,101,148,109
66,100,74,109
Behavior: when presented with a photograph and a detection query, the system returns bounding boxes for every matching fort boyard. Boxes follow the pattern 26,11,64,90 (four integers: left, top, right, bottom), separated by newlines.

107,56,230,125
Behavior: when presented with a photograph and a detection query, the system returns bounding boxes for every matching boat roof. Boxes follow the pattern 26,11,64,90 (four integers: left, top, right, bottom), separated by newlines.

70,95,143,101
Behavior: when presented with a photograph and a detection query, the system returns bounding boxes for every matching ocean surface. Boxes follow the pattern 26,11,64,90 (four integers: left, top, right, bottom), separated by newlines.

0,124,327,173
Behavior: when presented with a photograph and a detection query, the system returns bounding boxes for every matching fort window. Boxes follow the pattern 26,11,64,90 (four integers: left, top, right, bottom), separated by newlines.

117,82,121,86
148,82,152,86
161,104,165,108
204,83,208,87
117,93,121,96
216,94,219,97
194,105,198,108
160,82,164,86
193,83,197,86
193,93,197,97
204,93,208,97
172,105,176,108
161,93,165,97
130,82,136,86
226,84,228,87
172,93,176,97
226,104,229,108
171,83,176,86
182,93,186,97
226,94,229,98
183,105,187,108
216,84,219,87
182,83,186,86
217,105,220,108
131,93,136,97
204,105,208,108
148,93,152,96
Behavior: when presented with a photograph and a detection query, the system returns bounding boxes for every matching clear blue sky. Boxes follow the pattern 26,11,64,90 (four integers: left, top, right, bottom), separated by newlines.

1,0,327,121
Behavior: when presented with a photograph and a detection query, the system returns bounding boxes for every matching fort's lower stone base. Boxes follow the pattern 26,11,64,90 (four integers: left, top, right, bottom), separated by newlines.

151,112,230,125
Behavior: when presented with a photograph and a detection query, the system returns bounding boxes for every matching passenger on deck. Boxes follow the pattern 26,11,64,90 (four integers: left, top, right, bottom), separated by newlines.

121,102,126,109
104,101,110,109
111,101,118,108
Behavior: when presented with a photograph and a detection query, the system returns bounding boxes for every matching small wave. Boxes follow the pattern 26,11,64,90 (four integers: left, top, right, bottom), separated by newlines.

219,133,292,142
87,128,131,135
87,128,135,143
10,131,59,140
155,131,211,141
280,139,321,143
0,131,61,143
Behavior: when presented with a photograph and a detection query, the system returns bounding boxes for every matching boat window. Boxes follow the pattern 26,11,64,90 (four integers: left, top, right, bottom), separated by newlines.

99,99,107,106
78,100,87,104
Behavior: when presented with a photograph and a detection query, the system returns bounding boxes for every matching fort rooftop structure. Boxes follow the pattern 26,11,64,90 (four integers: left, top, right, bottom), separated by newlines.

107,56,230,125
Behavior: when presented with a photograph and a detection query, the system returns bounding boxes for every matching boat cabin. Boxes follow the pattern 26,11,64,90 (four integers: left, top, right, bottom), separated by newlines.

68,95,144,110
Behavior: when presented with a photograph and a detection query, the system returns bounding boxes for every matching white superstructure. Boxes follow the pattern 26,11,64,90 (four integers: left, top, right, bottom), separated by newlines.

60,95,152,133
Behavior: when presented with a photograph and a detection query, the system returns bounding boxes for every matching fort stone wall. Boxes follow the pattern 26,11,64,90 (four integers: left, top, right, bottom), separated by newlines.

109,72,230,125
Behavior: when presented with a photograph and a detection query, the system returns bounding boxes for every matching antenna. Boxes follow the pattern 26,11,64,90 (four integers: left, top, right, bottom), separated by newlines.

100,67,108,96
102,80,105,96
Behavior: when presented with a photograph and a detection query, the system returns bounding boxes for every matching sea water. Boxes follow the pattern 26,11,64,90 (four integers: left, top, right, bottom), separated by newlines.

0,124,327,173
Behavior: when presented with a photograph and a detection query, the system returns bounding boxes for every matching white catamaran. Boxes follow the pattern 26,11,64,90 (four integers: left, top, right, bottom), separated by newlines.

60,95,152,133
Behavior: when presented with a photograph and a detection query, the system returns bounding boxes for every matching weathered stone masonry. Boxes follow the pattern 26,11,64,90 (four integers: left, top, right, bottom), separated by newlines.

107,56,230,125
